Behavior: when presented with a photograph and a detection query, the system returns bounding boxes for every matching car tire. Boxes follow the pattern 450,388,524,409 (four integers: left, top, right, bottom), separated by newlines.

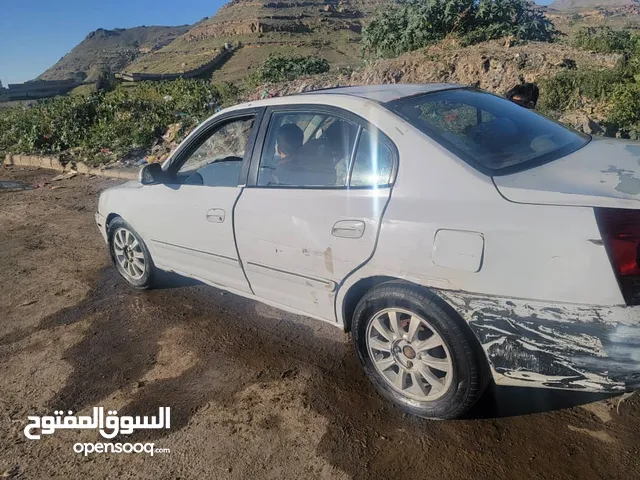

107,217,155,289
351,281,488,419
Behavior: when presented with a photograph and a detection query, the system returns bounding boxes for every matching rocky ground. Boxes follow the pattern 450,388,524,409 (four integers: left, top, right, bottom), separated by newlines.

252,40,618,94
1,166,640,479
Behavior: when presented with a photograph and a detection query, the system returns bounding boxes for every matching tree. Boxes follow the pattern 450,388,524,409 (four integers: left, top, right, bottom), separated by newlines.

362,0,559,58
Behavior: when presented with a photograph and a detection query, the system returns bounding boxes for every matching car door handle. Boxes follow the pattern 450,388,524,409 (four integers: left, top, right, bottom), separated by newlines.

206,208,225,223
332,220,365,239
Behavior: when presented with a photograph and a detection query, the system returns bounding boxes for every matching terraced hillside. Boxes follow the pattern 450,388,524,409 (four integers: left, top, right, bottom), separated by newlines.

39,25,191,82
125,0,387,81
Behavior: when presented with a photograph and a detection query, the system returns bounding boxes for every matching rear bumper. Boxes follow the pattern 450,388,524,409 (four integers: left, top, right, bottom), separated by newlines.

437,290,640,392
95,212,108,244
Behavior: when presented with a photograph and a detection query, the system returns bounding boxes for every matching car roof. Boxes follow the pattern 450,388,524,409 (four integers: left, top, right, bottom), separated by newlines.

223,83,467,114
296,83,464,103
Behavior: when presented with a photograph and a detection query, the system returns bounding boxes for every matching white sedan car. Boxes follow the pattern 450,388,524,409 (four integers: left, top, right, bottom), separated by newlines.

96,84,640,419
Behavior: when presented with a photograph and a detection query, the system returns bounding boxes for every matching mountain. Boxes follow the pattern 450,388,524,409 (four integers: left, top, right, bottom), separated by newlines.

38,25,191,82
548,0,639,10
124,0,387,82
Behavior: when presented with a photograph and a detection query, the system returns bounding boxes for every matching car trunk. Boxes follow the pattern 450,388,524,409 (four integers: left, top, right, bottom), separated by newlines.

493,138,640,209
493,138,640,305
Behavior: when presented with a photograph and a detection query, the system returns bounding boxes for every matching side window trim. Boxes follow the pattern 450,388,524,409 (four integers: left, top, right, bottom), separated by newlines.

246,104,398,189
164,108,265,186
345,126,363,188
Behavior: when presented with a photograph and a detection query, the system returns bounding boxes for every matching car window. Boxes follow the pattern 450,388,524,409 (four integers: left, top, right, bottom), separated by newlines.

420,102,480,134
350,128,394,187
177,116,254,186
387,88,588,174
257,111,358,187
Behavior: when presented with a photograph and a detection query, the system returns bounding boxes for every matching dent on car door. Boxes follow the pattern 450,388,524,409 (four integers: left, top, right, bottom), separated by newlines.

133,112,261,293
234,107,396,321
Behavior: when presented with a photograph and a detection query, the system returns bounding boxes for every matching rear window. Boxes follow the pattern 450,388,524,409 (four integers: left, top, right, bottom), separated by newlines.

387,88,589,175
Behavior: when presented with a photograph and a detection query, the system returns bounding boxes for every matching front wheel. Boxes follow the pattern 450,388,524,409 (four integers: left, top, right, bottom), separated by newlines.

352,282,488,419
108,217,155,289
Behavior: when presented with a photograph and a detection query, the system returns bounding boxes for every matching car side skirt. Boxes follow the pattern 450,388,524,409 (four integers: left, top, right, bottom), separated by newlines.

153,264,342,326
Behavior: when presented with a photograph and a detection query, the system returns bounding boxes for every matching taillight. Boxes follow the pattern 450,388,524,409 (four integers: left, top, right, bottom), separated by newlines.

596,208,640,305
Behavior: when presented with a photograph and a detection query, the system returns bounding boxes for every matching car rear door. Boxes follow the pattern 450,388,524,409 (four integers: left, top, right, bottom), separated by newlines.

130,108,263,293
233,105,397,321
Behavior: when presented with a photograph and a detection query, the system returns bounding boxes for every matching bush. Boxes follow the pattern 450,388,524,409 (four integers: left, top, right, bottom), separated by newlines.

0,79,230,161
607,83,640,137
538,69,627,112
362,0,559,58
211,81,240,107
572,26,637,54
252,55,330,83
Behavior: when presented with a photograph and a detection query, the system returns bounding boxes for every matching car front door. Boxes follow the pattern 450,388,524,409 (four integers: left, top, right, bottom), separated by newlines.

130,109,263,293
234,106,397,321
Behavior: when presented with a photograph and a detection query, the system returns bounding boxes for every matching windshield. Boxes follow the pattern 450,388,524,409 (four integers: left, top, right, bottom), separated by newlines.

387,88,589,175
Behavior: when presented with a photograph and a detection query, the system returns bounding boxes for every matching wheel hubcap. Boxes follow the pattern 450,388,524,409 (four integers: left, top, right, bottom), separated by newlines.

113,228,146,280
366,308,453,401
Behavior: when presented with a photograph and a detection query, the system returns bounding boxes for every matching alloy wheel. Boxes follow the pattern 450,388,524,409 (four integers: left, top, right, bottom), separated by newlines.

366,308,454,401
112,227,146,280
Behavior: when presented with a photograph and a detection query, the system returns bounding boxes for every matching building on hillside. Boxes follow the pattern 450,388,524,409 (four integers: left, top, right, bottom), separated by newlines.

4,79,79,101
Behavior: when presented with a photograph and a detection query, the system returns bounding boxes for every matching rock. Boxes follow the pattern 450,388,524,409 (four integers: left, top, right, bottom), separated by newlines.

559,112,604,135
51,171,77,182
76,162,90,174
514,53,527,69
163,123,182,144
50,157,64,171
1,465,20,479
280,368,298,379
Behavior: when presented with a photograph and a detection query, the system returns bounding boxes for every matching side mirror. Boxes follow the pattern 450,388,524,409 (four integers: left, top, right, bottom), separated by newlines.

138,163,164,185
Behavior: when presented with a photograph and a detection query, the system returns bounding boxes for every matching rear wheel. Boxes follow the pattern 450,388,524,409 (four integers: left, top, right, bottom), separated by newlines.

108,218,155,289
352,282,488,419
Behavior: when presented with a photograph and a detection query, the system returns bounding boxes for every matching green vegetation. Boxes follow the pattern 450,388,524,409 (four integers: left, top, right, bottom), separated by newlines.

539,69,626,112
362,0,559,58
251,55,330,83
0,54,328,163
69,83,99,97
539,26,640,139
572,26,639,54
607,83,640,139
0,79,239,162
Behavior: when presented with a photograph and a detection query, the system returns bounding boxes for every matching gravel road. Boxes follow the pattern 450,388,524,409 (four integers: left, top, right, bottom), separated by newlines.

1,166,639,479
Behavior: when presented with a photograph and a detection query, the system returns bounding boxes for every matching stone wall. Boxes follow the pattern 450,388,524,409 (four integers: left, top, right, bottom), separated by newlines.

118,46,235,82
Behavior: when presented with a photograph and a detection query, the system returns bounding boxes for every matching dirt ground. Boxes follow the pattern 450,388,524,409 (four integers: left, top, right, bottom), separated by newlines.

1,166,639,479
